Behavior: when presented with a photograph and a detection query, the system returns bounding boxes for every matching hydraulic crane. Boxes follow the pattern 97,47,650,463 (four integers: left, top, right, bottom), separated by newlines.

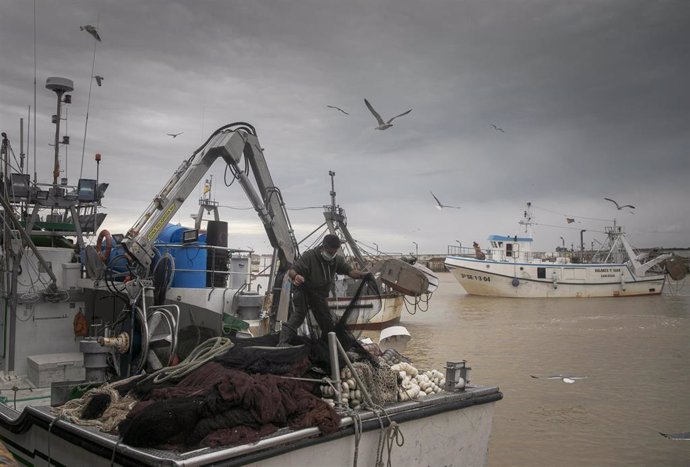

121,123,298,273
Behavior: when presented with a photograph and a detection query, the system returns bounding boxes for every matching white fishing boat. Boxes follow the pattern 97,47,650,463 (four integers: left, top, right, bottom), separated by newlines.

445,202,678,298
0,74,500,466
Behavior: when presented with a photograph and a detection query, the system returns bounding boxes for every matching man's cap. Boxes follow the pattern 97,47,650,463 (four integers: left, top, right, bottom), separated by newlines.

323,234,342,249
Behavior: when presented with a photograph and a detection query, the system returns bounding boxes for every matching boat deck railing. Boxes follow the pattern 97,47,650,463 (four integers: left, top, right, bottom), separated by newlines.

446,245,593,264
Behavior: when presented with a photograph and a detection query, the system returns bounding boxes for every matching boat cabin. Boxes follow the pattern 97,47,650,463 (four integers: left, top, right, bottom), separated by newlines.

486,234,533,261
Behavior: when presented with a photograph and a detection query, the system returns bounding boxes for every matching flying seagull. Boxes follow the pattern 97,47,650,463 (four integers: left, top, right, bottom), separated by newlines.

604,197,635,210
530,374,588,384
658,431,690,441
326,105,349,115
167,132,183,138
430,191,461,210
364,98,412,130
94,75,104,87
80,25,101,42
490,123,505,133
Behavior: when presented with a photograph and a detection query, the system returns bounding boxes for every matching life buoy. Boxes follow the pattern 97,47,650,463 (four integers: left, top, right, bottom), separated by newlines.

96,229,113,263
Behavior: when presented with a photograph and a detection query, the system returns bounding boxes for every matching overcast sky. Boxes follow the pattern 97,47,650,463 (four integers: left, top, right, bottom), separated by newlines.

2,0,689,255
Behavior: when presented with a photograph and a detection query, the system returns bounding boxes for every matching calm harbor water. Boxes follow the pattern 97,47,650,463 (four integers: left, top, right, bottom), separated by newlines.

399,272,690,467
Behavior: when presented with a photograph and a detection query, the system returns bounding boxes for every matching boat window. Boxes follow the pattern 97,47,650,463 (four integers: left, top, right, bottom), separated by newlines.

506,243,513,257
77,178,98,201
537,267,546,279
9,173,30,199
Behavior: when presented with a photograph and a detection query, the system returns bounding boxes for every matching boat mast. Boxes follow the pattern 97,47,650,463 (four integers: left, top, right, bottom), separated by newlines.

47,79,73,186
519,201,534,237
323,171,366,267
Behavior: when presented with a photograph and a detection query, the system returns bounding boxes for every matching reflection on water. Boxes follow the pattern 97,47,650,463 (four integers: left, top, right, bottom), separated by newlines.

395,273,690,467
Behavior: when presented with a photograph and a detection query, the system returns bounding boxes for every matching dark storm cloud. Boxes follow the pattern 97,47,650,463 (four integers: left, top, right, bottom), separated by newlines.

1,0,688,252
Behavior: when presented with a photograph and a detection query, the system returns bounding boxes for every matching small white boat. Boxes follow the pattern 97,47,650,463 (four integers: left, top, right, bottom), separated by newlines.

379,325,412,353
445,203,675,298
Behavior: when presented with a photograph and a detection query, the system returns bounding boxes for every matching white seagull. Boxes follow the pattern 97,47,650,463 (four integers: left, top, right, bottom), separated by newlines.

604,197,635,210
167,132,183,138
530,374,588,384
364,98,412,130
94,75,104,87
430,191,461,210
326,105,349,115
80,25,102,42
490,123,505,133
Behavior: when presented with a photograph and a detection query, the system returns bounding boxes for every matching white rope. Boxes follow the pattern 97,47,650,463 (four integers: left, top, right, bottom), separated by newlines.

150,336,233,384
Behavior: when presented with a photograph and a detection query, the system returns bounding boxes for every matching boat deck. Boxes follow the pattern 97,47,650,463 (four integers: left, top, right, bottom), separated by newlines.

0,385,502,466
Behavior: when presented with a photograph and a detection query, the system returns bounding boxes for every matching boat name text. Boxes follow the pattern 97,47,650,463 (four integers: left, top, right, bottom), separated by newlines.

459,273,491,282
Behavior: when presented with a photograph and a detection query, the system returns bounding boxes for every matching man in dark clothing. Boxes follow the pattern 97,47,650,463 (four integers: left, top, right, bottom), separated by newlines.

473,241,486,260
278,234,368,345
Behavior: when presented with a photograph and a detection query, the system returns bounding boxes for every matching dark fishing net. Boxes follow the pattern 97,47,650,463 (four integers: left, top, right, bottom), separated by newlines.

117,361,341,450
80,393,112,420
213,334,312,376
119,397,206,448
274,275,381,375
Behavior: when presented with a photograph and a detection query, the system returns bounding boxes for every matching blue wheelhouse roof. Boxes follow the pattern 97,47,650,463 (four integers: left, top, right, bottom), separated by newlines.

488,234,533,242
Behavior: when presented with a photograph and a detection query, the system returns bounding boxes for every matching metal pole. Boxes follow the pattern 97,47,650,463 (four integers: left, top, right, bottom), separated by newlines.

19,118,25,173
327,332,342,406
52,90,63,186
580,229,587,260
328,170,336,214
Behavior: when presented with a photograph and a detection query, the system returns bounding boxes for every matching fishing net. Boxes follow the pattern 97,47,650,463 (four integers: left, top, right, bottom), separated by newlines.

352,360,398,406
117,361,341,449
300,276,381,369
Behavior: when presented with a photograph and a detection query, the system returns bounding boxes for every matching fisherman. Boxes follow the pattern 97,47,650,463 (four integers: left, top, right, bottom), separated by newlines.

278,234,370,346
473,241,486,260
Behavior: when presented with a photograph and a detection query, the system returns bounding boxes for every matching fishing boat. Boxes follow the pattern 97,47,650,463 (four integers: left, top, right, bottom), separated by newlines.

321,171,438,330
0,75,500,465
445,202,679,298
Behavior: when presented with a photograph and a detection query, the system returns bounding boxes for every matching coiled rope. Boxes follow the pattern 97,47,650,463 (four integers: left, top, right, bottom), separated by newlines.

150,336,233,384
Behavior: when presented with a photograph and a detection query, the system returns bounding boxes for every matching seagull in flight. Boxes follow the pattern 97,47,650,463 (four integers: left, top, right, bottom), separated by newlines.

364,98,412,130
530,374,588,384
490,123,505,133
94,75,104,87
430,191,461,210
604,197,635,210
658,431,690,441
326,105,349,115
167,132,183,138
80,25,102,42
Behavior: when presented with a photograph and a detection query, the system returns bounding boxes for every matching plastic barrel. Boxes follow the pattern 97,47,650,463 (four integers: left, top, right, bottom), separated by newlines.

156,224,208,288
